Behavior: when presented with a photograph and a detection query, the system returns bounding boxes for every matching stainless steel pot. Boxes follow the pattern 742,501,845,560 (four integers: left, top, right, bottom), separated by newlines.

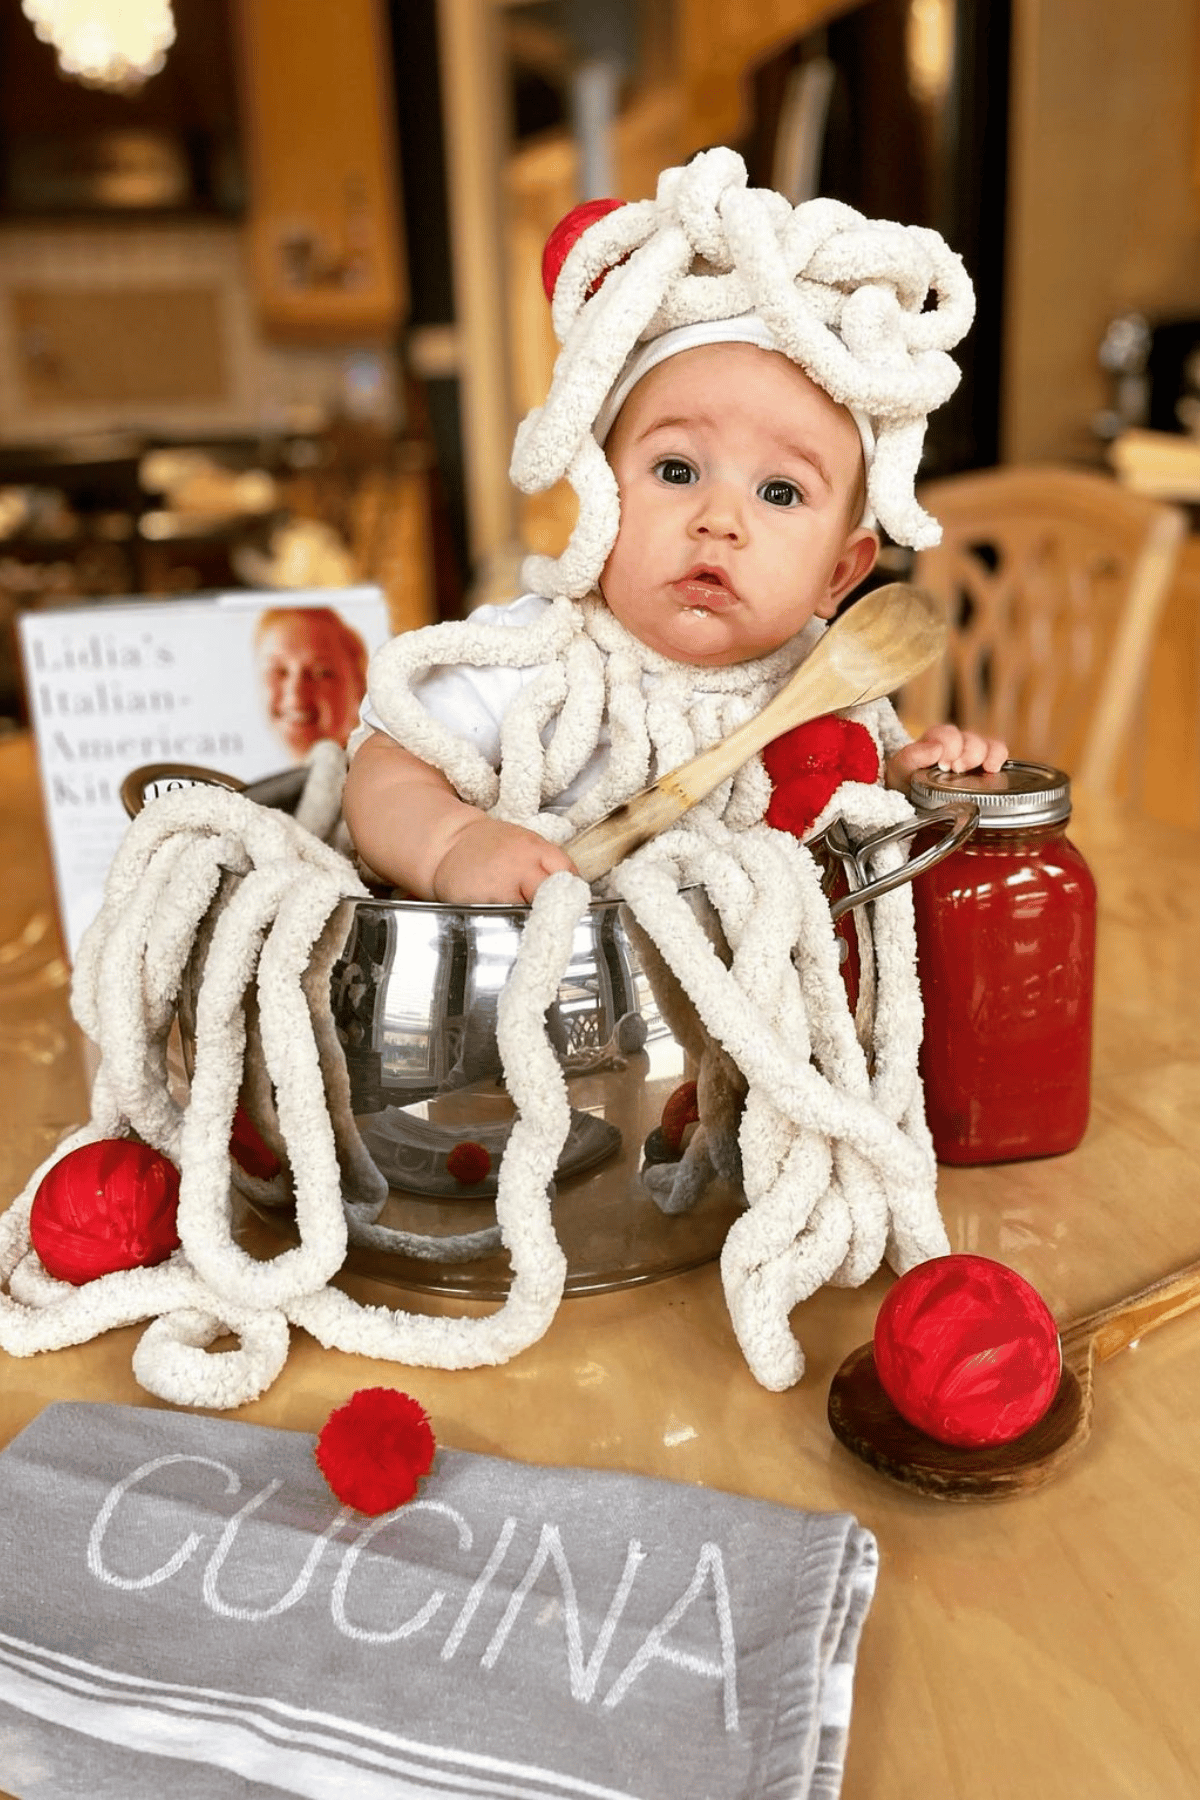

328,889,747,1298
130,761,975,1299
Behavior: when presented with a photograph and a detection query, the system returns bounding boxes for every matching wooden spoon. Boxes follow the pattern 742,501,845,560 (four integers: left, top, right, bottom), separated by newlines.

566,582,946,882
827,1257,1200,1501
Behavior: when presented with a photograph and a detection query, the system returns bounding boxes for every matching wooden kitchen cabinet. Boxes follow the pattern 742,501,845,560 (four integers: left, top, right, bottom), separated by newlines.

233,0,405,343
678,0,860,151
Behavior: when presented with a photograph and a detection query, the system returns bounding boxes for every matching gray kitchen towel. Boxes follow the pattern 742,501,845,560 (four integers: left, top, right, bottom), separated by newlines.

0,1402,877,1800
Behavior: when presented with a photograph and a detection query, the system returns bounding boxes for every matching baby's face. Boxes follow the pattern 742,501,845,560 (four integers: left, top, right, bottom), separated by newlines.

600,343,877,667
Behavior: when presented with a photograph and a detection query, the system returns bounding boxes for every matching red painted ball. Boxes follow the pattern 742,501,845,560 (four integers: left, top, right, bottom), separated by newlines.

873,1253,1062,1448
541,197,627,300
445,1140,492,1186
230,1102,282,1181
660,1080,701,1151
763,715,881,839
30,1138,181,1286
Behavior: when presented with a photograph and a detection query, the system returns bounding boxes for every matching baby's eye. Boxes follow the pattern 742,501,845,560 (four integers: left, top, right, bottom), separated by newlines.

653,457,697,486
758,478,803,508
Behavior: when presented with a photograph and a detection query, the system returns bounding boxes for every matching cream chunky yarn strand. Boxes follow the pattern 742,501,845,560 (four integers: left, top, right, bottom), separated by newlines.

0,749,571,1404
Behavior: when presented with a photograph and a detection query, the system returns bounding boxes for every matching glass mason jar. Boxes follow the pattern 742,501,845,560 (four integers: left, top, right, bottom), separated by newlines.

909,761,1097,1165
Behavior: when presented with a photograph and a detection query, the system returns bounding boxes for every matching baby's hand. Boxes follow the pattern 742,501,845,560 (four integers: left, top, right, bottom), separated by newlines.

886,723,1008,790
432,817,579,905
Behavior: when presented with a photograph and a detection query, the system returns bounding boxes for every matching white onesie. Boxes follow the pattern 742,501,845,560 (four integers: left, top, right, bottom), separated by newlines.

354,591,668,814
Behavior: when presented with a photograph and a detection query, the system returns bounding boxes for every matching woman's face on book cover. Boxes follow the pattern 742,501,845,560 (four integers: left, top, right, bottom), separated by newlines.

255,608,367,759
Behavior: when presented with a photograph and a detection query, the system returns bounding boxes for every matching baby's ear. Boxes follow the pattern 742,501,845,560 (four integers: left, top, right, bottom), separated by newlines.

817,528,879,618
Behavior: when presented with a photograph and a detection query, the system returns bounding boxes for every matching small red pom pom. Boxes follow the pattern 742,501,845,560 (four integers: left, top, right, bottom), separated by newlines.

541,197,627,300
30,1139,181,1285
230,1103,282,1181
763,716,881,838
315,1388,437,1515
445,1141,492,1185
660,1080,700,1151
873,1253,1062,1448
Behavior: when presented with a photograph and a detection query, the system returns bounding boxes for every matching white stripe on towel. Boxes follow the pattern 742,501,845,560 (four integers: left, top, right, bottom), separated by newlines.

0,1630,645,1800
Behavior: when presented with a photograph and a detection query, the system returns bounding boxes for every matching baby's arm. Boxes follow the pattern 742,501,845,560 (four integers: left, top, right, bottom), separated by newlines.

885,723,1008,790
342,729,578,904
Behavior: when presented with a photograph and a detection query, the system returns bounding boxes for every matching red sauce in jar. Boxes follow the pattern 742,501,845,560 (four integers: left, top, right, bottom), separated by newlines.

910,762,1097,1165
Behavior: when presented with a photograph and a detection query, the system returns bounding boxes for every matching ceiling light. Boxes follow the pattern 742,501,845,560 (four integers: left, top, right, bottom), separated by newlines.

21,0,176,93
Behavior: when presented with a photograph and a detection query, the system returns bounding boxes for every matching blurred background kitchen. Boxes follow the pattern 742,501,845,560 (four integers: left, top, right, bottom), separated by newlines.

1,0,1198,821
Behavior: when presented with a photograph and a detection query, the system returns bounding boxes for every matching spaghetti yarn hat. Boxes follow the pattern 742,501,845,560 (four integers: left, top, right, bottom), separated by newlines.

511,146,975,600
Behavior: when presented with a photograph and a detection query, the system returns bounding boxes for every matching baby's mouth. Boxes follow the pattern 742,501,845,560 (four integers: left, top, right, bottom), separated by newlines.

675,567,736,615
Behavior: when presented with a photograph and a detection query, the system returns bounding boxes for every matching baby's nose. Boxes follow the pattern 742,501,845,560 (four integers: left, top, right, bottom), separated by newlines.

691,484,746,542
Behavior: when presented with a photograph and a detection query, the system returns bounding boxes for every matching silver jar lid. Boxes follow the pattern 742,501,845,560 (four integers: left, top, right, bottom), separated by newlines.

908,759,1072,828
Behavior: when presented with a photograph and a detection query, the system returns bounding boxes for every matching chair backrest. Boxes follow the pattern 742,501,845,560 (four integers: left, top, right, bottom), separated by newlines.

900,466,1187,798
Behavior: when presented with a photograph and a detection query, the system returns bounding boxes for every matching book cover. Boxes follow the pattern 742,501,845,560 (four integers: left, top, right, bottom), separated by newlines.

18,584,390,961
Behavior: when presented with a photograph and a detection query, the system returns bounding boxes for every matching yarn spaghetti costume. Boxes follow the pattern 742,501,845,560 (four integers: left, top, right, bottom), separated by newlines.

0,148,974,1407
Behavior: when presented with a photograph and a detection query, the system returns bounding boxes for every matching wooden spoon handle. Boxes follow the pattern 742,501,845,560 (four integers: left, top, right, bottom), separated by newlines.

567,583,945,882
569,665,874,881
1059,1257,1200,1365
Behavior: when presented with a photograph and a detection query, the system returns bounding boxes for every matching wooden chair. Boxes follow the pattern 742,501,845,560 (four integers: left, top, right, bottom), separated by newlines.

900,466,1188,798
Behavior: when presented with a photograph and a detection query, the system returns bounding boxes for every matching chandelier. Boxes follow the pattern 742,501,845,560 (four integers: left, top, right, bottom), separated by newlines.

21,0,177,92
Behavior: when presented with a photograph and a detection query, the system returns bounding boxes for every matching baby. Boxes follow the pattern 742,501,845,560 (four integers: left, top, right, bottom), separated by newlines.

344,151,1005,903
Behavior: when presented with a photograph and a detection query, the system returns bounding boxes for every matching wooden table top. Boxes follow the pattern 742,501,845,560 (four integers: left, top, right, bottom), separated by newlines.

2,727,1198,1800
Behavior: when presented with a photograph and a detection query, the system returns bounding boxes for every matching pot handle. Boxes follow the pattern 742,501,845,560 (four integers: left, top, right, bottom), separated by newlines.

820,803,979,922
121,761,308,820
120,761,246,819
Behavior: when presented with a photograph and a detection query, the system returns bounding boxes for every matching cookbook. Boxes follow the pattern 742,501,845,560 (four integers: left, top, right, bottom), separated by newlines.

19,584,390,961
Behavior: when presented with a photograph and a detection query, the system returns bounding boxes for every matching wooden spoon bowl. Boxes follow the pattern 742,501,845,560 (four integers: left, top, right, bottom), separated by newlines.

828,1255,1200,1501
828,1344,1088,1502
